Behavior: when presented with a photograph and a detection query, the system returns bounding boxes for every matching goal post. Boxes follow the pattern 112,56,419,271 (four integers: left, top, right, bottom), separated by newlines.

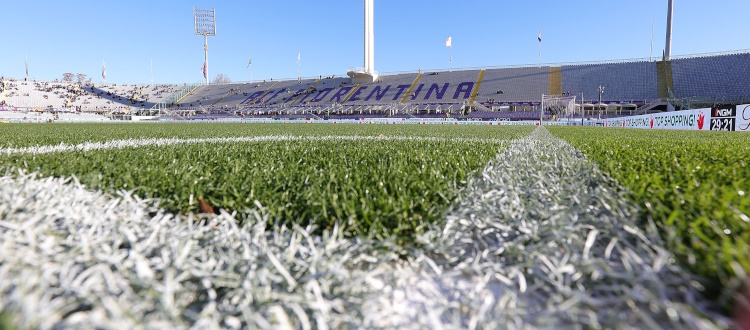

540,94,577,124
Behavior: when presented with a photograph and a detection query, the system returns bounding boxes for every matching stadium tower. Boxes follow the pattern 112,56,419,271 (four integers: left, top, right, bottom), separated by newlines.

194,7,216,85
665,0,674,61
348,0,379,84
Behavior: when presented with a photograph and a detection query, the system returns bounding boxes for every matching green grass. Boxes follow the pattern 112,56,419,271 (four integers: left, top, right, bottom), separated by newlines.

0,123,516,148
0,124,532,244
550,127,750,292
0,312,13,330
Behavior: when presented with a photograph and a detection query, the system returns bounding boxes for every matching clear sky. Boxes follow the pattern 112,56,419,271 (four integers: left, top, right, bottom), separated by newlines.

3,0,749,84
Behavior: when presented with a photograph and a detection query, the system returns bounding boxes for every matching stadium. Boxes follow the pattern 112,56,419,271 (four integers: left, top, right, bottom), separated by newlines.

1,0,749,329
3,45,750,123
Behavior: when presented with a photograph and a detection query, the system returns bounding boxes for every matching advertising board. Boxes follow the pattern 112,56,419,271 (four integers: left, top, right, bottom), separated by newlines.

737,104,750,132
602,108,710,131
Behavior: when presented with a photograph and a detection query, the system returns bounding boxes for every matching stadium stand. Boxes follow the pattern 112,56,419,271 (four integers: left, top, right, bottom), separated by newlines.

477,67,551,104
0,110,53,122
0,109,110,122
266,79,324,106
0,110,36,120
468,110,551,121
177,83,243,107
412,70,480,104
671,52,750,100
2,50,748,121
560,61,659,103
347,73,420,105
55,112,111,122
1,79,179,113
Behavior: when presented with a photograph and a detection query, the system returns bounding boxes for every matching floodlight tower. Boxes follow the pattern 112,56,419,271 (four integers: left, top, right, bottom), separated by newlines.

364,0,374,76
195,7,216,85
664,0,674,61
348,0,378,84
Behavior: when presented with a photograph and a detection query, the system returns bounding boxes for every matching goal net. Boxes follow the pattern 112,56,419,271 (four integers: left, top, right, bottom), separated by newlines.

541,94,577,121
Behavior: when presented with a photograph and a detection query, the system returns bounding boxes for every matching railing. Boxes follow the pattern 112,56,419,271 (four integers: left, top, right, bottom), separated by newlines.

160,94,748,116
668,95,748,110
635,99,665,113
347,67,378,76
470,101,492,112
0,79,182,88
4,49,750,92
377,48,750,77
141,48,750,87
150,81,203,113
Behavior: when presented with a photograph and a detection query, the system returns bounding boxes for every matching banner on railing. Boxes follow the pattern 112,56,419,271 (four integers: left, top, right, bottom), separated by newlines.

602,108,710,131
600,106,750,132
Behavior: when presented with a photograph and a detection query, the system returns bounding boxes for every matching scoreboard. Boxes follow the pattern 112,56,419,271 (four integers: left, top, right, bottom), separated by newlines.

710,106,736,131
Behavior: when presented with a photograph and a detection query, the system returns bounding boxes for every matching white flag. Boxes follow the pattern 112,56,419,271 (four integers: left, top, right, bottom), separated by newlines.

538,29,542,43
444,36,452,47
247,57,252,67
25,55,28,78
297,52,301,63
102,59,106,80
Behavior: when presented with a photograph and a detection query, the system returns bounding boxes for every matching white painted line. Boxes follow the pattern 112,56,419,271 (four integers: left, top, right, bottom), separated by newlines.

396,126,728,328
0,135,506,156
0,128,726,328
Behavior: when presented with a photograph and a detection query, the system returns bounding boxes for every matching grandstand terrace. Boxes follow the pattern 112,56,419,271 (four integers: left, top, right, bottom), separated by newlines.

671,52,750,102
344,73,419,104
477,66,550,104
2,50,749,121
0,78,179,113
171,50,750,116
560,60,659,103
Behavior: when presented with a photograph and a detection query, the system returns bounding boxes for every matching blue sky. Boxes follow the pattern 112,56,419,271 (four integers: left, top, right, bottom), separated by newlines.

3,0,749,84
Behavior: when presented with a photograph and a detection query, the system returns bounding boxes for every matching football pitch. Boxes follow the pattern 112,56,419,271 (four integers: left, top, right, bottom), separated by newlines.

0,123,748,328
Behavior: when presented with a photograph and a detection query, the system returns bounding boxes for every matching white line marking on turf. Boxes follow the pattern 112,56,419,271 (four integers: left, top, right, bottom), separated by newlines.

377,126,729,328
0,128,729,329
0,135,506,156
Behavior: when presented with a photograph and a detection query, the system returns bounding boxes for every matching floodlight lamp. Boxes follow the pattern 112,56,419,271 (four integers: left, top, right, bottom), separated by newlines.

194,7,216,36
